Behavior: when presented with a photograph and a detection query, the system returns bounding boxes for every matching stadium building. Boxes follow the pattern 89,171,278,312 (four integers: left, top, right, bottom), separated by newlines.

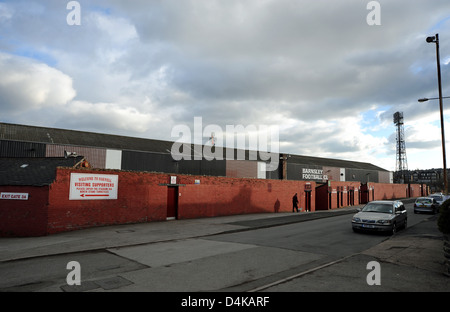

0,122,392,184
2,122,424,237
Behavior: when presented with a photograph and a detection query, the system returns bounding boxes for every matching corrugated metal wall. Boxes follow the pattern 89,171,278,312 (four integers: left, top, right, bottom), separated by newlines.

0,135,389,184
378,171,392,184
121,150,227,176
346,168,379,183
266,167,281,180
226,160,258,178
1,123,392,183
45,144,106,168
287,163,325,181
0,140,46,157
121,150,175,173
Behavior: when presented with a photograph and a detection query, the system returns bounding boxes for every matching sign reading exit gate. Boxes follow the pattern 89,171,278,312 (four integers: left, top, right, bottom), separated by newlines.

69,173,118,200
1,193,29,200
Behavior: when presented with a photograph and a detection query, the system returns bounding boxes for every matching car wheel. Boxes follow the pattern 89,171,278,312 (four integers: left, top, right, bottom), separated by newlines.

391,223,397,235
403,218,407,229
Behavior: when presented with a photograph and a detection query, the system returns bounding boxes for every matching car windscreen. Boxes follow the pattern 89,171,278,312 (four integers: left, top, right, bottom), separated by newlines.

361,203,393,214
416,198,432,204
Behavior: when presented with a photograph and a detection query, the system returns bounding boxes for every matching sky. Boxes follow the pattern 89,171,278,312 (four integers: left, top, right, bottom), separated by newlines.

1,0,450,172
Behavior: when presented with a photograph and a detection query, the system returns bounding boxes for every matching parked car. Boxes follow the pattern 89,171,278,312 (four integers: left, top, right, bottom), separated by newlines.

443,195,450,205
428,194,444,206
414,197,439,214
352,200,407,235
428,193,450,206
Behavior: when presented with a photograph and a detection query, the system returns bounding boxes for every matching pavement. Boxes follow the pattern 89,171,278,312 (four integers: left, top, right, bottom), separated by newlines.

0,202,448,292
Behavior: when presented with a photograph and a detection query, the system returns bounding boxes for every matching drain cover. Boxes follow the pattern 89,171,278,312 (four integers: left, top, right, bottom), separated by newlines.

116,229,135,233
95,276,133,290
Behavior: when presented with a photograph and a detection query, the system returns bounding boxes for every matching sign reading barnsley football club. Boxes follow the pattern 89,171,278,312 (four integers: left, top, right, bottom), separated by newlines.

69,173,118,200
301,168,328,181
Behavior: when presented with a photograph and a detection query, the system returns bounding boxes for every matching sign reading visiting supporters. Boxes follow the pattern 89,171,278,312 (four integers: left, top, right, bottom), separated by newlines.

69,173,118,200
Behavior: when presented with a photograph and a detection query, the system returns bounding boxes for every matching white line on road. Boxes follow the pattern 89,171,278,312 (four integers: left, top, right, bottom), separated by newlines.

247,254,355,292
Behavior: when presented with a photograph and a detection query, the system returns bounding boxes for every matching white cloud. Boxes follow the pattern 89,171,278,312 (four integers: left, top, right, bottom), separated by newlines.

91,12,138,45
0,53,76,113
0,2,13,22
64,100,158,133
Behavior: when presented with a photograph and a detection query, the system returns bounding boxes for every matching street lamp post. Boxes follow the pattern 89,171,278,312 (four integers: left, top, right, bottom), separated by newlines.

418,96,450,102
425,33,448,195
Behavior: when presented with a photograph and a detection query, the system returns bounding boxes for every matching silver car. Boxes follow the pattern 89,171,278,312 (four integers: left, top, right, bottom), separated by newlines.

414,197,439,214
428,194,444,206
352,200,407,235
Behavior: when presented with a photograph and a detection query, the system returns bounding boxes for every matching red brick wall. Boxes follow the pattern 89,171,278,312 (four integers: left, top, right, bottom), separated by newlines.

47,168,168,234
363,182,425,202
369,182,408,201
177,175,315,218
44,168,316,234
0,185,49,237
0,167,427,237
408,183,426,198
315,181,361,210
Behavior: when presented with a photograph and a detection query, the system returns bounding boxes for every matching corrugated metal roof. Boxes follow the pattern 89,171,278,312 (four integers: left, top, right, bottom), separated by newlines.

288,154,388,172
0,122,173,153
0,122,271,160
0,122,389,172
46,144,106,168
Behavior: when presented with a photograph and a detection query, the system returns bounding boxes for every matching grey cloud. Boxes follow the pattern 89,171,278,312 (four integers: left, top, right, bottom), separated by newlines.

406,140,442,150
3,0,450,169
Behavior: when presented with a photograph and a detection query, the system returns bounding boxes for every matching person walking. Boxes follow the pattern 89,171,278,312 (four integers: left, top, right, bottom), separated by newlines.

292,193,299,212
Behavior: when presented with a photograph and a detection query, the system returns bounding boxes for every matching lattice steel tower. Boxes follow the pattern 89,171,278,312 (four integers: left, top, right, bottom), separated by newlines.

393,112,408,183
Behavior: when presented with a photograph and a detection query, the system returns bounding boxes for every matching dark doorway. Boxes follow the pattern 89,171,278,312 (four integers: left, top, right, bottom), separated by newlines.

167,186,178,220
348,188,355,206
328,188,332,210
305,191,312,212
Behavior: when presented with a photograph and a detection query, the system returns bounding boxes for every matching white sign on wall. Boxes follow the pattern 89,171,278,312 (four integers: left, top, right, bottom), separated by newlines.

1,193,29,200
69,173,118,200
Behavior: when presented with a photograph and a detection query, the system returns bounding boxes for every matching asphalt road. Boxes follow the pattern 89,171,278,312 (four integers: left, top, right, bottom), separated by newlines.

205,202,436,291
0,202,444,294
